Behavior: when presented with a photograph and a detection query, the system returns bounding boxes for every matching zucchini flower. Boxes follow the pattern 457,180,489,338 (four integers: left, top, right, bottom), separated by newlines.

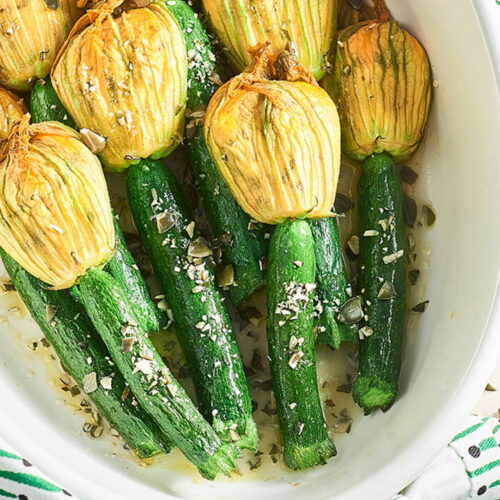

204,44,341,225
51,0,187,171
202,0,337,80
0,0,82,91
0,87,26,141
329,20,431,162
0,116,115,289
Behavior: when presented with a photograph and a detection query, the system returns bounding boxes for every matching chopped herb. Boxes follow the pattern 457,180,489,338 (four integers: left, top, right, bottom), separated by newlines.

334,193,353,214
412,300,429,313
217,265,234,287
383,249,404,264
400,165,418,185
45,304,58,322
407,233,416,251
358,326,374,340
336,383,352,393
346,235,359,257
187,237,212,258
156,212,177,234
422,204,436,227
288,350,304,369
408,269,420,285
403,194,417,228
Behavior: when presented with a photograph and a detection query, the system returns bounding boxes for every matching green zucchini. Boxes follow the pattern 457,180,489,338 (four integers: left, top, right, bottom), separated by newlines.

127,159,257,450
310,218,358,348
267,219,336,470
164,0,269,305
0,250,172,458
79,268,239,480
30,79,165,334
29,78,75,128
106,215,167,333
352,153,406,413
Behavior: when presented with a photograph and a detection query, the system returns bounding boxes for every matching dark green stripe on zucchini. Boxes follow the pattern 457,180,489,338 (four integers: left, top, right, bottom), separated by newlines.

165,0,269,305
267,220,336,470
0,250,171,458
30,79,165,334
353,153,406,413
79,268,239,480
310,218,358,348
106,215,166,333
127,159,257,450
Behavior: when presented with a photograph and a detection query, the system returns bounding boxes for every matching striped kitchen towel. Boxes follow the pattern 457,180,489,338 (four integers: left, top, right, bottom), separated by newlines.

1,415,498,499
394,415,500,500
0,438,71,500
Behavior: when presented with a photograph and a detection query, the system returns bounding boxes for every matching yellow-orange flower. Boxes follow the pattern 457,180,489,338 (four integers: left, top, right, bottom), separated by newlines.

0,117,115,289
326,20,431,162
0,87,26,141
52,0,187,171
202,0,336,80
205,45,341,225
0,0,82,91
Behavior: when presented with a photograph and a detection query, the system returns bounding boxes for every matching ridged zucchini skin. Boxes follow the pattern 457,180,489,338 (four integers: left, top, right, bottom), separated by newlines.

29,78,75,128
164,0,268,305
353,153,406,413
310,218,358,348
127,160,257,450
267,220,336,470
0,250,171,458
79,268,239,480
106,215,166,333
29,80,165,334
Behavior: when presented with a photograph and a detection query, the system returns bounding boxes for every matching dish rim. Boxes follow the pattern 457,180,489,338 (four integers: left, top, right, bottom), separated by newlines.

0,1,499,499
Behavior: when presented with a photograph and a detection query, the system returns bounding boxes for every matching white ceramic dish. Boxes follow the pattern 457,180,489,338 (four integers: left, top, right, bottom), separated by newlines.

1,1,500,499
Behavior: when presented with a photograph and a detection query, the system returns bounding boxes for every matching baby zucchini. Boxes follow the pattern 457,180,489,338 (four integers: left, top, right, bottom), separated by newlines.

127,160,257,450
353,153,406,413
106,215,167,333
79,268,239,480
267,220,336,469
1,250,172,457
310,218,358,348
165,0,269,305
30,78,75,128
29,78,166,334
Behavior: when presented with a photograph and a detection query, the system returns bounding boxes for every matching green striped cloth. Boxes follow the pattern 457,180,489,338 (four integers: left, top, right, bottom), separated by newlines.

0,415,498,499
394,415,500,500
0,444,71,500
